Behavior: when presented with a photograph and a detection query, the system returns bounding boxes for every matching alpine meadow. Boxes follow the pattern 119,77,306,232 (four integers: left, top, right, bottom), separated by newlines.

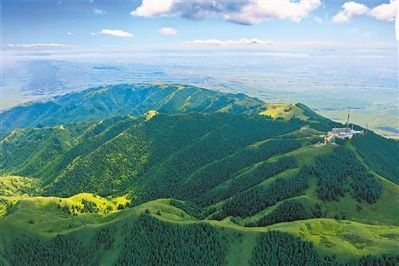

1,0,399,265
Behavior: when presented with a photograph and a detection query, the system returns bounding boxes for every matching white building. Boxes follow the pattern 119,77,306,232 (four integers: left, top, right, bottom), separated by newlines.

324,127,364,143
324,108,364,143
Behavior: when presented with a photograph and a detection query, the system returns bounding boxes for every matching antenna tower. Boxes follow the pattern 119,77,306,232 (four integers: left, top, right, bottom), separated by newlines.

345,106,350,129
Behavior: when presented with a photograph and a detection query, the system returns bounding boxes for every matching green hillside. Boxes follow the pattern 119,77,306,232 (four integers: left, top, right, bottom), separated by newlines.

0,84,398,265
1,195,398,265
1,112,304,197
0,84,265,133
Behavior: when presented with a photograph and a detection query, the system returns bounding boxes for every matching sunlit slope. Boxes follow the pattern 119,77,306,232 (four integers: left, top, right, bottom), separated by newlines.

1,109,398,225
1,112,304,197
1,84,399,265
0,176,41,197
260,103,308,120
1,83,341,135
0,194,398,265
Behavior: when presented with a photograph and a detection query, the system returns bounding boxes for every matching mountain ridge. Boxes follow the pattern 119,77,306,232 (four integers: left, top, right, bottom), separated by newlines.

0,83,267,133
0,83,398,265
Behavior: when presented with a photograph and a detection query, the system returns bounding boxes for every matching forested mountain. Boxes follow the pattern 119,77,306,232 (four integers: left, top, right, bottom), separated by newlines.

0,84,265,133
0,84,398,265
1,112,303,197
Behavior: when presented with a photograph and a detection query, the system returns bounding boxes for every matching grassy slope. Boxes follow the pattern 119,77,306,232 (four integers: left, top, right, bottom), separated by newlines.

1,122,398,265
0,83,265,133
1,146,398,265
1,112,304,198
0,194,398,266
217,140,399,227
1,85,398,264
260,103,308,121
0,193,130,236
0,176,41,197
269,219,399,261
1,138,398,264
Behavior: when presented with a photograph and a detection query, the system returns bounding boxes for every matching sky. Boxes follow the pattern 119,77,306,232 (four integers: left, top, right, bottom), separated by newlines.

2,0,398,52
1,0,398,136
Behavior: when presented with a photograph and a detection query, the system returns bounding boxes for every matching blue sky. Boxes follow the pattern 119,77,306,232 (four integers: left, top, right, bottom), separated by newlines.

2,0,398,51
1,0,398,135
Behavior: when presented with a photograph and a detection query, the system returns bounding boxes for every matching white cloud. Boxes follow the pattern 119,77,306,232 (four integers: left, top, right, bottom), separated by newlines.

224,0,321,24
314,16,323,23
159,27,177,35
93,8,106,15
131,0,321,25
91,29,133,38
66,32,73,36
293,40,338,46
7,43,72,50
131,0,173,17
369,0,398,22
182,38,274,47
332,1,369,23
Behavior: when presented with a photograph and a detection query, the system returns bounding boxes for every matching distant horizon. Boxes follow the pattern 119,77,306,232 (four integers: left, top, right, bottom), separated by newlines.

2,0,398,51
1,2,399,265
1,0,398,137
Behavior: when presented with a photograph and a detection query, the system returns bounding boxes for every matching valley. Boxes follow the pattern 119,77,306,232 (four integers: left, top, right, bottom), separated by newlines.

0,84,398,265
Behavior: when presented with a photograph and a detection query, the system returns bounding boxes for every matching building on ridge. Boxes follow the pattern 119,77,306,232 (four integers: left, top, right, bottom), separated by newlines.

324,107,364,143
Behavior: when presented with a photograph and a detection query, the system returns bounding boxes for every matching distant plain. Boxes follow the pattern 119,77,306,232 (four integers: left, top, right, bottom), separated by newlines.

2,50,398,138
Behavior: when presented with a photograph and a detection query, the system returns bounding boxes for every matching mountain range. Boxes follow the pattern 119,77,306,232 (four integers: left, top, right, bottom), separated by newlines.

0,84,398,265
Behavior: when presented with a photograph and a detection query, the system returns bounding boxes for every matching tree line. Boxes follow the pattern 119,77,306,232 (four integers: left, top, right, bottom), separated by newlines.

215,168,309,219
247,200,316,227
117,214,225,266
311,147,382,203
249,231,399,266
197,156,298,207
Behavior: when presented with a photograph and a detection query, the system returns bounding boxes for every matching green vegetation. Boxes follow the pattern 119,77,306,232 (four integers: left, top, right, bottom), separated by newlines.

248,200,314,227
2,199,398,265
118,214,225,265
219,169,309,218
311,146,382,203
0,197,15,217
0,176,41,197
0,84,398,265
260,103,308,120
0,83,266,133
249,230,399,266
249,231,329,265
351,131,399,184
0,194,399,265
1,112,303,198
169,199,205,219
197,156,298,206
8,235,98,266
351,255,399,265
